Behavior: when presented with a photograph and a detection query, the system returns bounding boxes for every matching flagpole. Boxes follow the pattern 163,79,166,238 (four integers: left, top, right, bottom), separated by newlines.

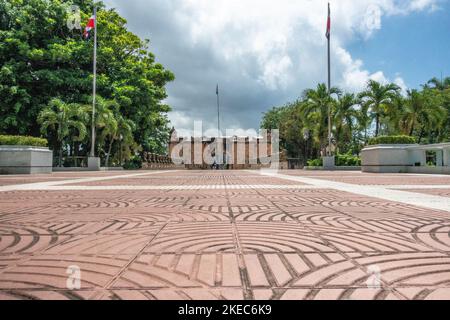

327,2,332,156
216,84,220,137
90,6,97,157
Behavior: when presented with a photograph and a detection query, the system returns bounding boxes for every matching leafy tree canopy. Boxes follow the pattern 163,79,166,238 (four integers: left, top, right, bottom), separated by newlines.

0,0,174,154
261,77,450,161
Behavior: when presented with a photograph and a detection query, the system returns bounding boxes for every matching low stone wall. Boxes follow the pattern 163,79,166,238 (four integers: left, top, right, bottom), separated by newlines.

0,145,53,174
361,144,450,174
361,144,414,173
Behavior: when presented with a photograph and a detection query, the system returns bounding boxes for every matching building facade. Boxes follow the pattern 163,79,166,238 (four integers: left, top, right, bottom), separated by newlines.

168,129,274,170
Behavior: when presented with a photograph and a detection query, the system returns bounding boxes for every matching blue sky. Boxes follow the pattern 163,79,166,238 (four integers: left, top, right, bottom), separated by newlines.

350,2,450,89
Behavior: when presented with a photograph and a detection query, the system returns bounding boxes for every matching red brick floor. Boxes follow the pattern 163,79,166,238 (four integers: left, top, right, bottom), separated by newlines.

0,170,449,300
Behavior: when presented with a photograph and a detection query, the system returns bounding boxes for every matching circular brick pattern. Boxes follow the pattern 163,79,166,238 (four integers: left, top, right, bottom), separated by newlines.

0,170,449,300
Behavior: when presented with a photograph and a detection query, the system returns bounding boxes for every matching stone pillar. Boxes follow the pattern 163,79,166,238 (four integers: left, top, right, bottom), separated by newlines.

88,157,101,171
322,156,335,169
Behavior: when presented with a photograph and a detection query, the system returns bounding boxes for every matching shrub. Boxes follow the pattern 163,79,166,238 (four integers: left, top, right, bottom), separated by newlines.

123,155,142,170
307,158,323,167
336,154,361,166
368,135,416,145
307,154,361,167
0,135,48,147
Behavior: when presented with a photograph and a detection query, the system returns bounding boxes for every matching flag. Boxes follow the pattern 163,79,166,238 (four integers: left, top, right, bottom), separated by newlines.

216,84,219,95
83,15,96,39
325,3,331,40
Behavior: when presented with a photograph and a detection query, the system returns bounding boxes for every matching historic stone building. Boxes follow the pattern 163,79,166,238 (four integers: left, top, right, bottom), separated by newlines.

168,129,274,170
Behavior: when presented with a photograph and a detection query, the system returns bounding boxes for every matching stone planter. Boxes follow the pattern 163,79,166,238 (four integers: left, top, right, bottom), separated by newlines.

361,144,418,173
0,145,53,174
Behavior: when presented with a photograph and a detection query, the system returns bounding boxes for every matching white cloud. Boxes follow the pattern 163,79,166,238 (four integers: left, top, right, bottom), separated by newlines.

359,4,382,39
104,0,438,132
394,76,408,95
408,0,440,11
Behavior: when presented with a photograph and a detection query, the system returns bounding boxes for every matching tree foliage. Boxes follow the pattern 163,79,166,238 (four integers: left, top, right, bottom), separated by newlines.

0,0,174,165
261,77,450,161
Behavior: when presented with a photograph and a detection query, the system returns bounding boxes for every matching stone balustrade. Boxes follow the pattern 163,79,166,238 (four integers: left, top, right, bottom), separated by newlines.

141,152,182,170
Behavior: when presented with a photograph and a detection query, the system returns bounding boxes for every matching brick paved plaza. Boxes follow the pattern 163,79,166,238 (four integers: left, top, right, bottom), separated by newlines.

0,170,449,300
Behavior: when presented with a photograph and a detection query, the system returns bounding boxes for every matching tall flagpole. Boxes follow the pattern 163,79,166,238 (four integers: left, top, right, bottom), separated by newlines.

90,6,97,157
327,2,332,156
216,84,220,137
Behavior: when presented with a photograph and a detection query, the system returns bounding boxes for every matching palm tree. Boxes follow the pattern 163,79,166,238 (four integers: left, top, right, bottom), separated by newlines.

427,77,450,91
86,96,138,167
416,89,447,143
100,115,118,167
115,116,137,166
334,93,358,153
102,114,137,167
404,90,426,136
388,95,409,135
359,80,400,137
301,83,341,156
38,99,87,167
85,96,119,162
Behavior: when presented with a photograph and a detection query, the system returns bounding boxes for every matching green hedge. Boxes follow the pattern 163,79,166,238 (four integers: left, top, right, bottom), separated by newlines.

307,158,323,167
123,155,142,170
0,135,48,147
307,154,361,167
368,135,416,145
336,154,361,166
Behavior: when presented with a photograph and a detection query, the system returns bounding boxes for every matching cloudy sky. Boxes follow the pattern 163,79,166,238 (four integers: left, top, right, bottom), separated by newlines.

103,0,450,136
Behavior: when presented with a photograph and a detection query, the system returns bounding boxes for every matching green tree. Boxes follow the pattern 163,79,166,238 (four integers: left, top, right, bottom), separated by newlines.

404,90,427,136
427,77,450,91
301,83,340,156
414,89,447,143
387,95,409,135
333,93,358,153
425,77,450,142
115,116,138,166
261,76,449,162
38,98,87,166
359,80,400,137
0,0,174,160
261,102,313,160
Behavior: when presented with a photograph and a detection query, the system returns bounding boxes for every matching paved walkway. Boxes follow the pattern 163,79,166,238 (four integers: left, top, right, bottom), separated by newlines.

0,170,449,300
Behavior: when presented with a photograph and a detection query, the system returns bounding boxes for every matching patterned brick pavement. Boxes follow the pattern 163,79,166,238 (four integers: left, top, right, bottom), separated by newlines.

0,170,449,300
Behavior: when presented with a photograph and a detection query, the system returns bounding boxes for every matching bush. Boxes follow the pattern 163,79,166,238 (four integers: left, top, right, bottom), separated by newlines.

368,135,416,145
336,154,361,166
0,135,48,147
123,155,142,170
307,158,323,167
307,154,361,167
